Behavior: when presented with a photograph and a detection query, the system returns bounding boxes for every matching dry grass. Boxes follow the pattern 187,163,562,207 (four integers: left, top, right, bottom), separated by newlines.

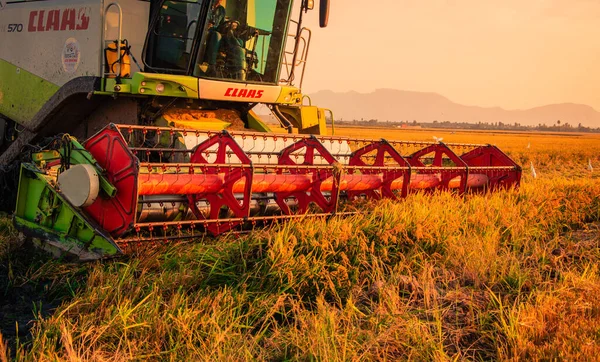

1,127,600,361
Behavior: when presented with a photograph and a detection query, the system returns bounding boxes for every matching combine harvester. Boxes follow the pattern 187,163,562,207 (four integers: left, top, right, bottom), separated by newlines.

0,0,521,260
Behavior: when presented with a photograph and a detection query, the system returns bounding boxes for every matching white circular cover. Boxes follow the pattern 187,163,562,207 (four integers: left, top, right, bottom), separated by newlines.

57,164,100,208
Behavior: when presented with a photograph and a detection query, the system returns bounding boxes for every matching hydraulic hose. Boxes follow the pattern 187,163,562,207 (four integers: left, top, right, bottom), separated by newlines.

272,105,294,134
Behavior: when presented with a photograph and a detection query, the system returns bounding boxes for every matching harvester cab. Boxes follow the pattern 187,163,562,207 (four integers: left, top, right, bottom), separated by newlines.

0,0,330,156
0,0,522,260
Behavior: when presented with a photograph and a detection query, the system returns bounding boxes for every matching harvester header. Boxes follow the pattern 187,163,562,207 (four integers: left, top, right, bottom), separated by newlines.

13,123,521,260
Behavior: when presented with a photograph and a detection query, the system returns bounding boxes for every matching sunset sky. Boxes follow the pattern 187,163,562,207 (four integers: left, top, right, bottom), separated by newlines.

301,0,600,110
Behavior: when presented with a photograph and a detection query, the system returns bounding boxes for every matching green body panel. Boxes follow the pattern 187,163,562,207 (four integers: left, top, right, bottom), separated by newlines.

15,137,123,259
247,110,273,132
276,85,304,105
97,73,198,98
15,165,121,257
279,105,327,135
0,59,60,125
131,73,199,98
101,79,133,95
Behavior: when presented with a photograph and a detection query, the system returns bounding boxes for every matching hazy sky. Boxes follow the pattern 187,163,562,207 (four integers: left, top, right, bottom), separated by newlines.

300,0,600,110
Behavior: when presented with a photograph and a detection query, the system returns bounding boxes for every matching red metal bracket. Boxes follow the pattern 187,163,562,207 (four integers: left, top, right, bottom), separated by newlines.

348,140,412,200
460,145,522,190
407,143,469,193
187,131,253,235
276,137,341,214
83,125,139,237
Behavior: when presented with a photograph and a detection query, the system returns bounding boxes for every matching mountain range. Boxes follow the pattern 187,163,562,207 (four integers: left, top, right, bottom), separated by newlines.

308,89,600,128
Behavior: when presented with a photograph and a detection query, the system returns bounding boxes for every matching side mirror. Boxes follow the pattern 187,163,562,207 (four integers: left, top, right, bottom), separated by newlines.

319,0,329,27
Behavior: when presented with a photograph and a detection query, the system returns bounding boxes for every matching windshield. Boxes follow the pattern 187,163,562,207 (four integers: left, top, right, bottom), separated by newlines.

194,0,292,84
144,1,204,72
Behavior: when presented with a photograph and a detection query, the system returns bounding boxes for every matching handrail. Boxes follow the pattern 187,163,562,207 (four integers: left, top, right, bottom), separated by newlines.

280,27,312,88
324,108,335,135
102,2,123,78
297,27,311,88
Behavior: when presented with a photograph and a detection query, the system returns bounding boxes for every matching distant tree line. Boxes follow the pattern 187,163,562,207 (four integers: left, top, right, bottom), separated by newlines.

329,118,600,133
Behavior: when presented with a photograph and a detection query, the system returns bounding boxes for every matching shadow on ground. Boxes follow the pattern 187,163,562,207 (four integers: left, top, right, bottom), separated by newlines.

0,217,91,356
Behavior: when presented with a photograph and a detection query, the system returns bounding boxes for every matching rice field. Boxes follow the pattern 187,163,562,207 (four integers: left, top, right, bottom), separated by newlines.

1,127,599,361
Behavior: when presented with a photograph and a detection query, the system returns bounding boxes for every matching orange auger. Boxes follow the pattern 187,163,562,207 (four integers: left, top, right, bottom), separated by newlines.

76,124,521,247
